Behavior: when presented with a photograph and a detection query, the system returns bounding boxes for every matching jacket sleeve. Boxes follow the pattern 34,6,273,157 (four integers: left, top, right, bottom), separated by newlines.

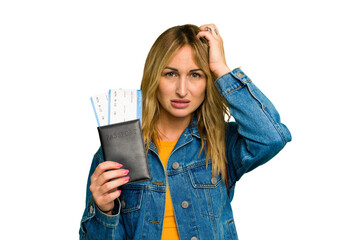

215,68,292,190
79,148,126,240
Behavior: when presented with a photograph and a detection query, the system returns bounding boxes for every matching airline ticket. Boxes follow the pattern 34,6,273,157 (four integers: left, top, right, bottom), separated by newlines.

91,89,142,127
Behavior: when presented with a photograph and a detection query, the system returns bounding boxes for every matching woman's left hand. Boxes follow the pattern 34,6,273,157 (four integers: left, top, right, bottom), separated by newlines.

197,24,231,79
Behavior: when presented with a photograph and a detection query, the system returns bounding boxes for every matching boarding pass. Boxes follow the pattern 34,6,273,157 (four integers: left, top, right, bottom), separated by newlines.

91,89,142,127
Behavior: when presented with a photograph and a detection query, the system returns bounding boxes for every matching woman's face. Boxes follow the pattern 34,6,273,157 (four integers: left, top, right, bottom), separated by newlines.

157,45,206,123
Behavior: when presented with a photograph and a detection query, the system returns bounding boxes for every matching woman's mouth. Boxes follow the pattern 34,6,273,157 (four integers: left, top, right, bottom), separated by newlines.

170,99,190,108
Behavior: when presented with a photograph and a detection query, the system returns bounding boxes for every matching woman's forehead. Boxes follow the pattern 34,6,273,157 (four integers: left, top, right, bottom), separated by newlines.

166,46,200,69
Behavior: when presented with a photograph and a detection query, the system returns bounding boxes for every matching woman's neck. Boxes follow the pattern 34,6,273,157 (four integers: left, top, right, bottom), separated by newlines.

156,113,192,141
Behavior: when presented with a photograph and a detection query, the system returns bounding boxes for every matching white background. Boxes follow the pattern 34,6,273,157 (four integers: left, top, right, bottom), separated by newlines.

1,0,359,239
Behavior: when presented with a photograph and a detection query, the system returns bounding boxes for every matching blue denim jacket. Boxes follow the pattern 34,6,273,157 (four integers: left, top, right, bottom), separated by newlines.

80,68,292,240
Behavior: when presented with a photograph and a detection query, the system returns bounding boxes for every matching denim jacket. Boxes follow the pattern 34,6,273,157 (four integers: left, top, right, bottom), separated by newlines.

79,68,292,240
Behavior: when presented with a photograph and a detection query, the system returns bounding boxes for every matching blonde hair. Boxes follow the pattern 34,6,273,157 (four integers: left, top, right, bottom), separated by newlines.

141,24,230,179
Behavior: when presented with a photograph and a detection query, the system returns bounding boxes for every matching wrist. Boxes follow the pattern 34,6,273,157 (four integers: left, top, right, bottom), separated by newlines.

98,205,114,215
213,65,231,79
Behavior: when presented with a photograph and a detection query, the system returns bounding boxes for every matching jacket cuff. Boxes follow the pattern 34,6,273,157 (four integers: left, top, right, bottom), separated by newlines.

93,198,121,228
215,67,252,96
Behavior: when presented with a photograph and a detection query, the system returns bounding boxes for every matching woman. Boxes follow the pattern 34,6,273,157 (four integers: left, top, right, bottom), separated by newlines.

80,24,291,240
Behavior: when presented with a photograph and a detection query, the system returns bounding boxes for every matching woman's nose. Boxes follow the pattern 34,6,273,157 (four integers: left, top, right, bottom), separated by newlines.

175,77,188,97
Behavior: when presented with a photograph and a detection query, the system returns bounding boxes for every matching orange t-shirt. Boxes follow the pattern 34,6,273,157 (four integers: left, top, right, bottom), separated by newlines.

157,140,180,240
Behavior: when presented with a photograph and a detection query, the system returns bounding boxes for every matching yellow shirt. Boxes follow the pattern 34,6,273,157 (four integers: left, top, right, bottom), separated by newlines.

157,140,180,240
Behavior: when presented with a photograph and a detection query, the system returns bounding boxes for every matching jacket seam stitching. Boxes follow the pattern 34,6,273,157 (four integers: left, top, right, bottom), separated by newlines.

183,175,200,239
140,190,148,240
246,83,287,146
224,85,243,97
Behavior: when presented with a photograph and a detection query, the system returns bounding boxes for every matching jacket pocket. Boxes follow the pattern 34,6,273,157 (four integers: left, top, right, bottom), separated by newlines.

188,163,226,218
119,188,144,236
120,188,143,213
226,219,239,240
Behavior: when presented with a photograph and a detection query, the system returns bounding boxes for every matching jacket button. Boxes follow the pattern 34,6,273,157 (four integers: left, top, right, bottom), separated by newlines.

181,201,189,209
236,72,244,78
172,162,179,170
89,203,94,214
121,199,126,209
190,237,198,240
211,177,217,185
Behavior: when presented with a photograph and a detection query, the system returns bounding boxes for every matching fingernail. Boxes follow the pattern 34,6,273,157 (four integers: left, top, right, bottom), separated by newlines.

116,163,123,168
119,190,122,194
123,176,130,183
123,169,129,175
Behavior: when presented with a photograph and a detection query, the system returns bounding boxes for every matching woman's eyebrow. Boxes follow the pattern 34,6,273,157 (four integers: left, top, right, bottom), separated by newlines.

189,68,203,72
164,67,178,72
164,67,203,72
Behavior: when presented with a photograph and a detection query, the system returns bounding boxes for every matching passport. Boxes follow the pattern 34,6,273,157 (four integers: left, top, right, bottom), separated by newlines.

97,119,151,185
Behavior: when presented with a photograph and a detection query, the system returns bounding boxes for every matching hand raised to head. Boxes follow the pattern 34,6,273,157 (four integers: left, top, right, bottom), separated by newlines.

197,24,231,79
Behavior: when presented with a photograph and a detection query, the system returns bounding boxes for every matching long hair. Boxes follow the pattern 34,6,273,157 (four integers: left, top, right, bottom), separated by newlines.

140,24,230,179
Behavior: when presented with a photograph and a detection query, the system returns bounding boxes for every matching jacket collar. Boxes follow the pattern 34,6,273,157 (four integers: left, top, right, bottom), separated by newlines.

149,114,201,152
189,114,200,138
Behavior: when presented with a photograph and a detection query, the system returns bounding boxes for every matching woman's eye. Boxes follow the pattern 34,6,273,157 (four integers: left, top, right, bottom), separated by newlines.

191,72,201,78
165,72,177,77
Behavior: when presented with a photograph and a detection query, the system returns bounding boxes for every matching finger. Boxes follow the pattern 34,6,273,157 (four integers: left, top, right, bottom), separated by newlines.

99,176,130,195
197,29,221,44
196,30,216,44
199,24,220,36
199,24,216,31
91,161,123,182
97,168,130,186
101,189,122,207
96,189,122,212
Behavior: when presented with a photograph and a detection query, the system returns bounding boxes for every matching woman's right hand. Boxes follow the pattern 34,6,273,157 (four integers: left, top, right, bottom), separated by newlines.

89,161,130,214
